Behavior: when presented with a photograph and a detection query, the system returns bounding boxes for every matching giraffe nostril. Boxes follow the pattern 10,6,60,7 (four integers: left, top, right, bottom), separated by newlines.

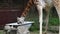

10,25,12,27
17,22,22,24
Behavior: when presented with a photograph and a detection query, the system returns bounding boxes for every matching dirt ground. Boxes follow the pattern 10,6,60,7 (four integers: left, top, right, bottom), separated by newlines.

43,32,58,34
0,30,59,34
30,31,39,34
0,30,39,34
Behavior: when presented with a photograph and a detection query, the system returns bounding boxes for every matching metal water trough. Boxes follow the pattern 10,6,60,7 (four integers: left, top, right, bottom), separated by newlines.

4,21,34,34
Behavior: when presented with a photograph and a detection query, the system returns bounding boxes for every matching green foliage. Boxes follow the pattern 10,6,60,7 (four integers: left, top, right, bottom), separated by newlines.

49,7,59,26
49,17,59,26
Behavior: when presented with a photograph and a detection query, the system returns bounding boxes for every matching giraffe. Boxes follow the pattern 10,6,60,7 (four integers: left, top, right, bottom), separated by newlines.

34,0,60,34
17,0,60,34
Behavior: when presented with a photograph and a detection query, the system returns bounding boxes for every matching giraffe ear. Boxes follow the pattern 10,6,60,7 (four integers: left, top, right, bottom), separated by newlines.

17,17,19,19
17,17,19,18
17,17,20,21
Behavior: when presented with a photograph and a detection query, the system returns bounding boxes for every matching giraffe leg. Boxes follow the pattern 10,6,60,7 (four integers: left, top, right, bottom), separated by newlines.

43,12,49,34
54,7,60,34
51,0,60,33
36,5,43,34
34,0,45,34
43,6,51,34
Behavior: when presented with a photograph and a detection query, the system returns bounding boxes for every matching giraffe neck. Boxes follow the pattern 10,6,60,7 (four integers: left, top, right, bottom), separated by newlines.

21,0,33,17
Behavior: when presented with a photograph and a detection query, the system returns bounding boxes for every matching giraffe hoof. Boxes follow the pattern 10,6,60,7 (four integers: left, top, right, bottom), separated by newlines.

43,31,47,34
43,32,46,34
44,33,46,34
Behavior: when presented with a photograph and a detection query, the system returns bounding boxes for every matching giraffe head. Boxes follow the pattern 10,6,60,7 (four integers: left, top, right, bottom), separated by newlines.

17,17,25,24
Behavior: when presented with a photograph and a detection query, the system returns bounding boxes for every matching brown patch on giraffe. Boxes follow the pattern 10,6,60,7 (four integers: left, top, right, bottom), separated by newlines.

53,0,60,9
21,0,33,17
